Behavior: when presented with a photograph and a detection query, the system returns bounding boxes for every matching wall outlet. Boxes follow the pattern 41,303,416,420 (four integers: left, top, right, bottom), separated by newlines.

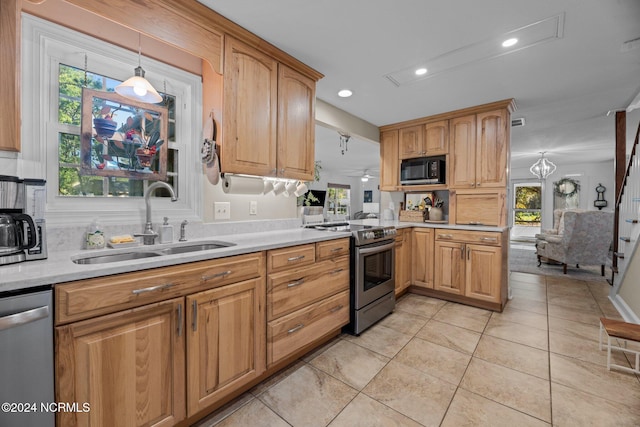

249,200,258,215
214,202,231,220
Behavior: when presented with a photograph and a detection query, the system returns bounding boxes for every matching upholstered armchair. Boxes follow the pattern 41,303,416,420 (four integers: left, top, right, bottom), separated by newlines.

534,208,585,241
535,210,613,275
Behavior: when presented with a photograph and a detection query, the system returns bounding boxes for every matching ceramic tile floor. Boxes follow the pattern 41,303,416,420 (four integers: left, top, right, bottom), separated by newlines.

196,272,640,427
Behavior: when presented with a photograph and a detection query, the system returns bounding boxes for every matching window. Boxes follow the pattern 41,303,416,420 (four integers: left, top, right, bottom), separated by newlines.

512,181,542,241
326,183,350,219
57,64,177,197
21,15,202,225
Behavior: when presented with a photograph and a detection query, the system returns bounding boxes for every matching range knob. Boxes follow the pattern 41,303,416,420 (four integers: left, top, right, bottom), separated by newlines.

364,231,376,240
384,228,397,236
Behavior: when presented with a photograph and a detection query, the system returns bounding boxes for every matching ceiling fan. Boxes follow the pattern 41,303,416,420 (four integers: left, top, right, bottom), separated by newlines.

346,169,379,182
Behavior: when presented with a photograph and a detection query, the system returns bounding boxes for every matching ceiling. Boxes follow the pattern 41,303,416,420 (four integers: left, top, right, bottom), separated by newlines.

199,0,640,173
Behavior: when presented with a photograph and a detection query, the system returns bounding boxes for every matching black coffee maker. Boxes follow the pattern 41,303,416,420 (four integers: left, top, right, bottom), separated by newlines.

0,175,38,265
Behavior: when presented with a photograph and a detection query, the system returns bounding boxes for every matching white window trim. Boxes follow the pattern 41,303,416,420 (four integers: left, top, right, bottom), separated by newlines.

21,14,203,226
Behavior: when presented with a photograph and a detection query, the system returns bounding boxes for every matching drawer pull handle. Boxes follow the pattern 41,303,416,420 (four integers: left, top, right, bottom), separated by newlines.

177,304,183,337
330,247,344,253
287,323,304,334
132,283,174,295
287,279,305,288
480,237,498,242
192,300,198,332
467,222,484,225
202,270,232,281
330,268,344,275
287,255,306,262
330,304,343,313
438,234,453,239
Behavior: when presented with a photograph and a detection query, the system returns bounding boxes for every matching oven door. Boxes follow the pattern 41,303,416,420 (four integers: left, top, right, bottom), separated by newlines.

354,239,395,308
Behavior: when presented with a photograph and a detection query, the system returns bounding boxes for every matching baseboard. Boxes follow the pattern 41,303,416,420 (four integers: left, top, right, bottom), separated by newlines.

609,294,640,323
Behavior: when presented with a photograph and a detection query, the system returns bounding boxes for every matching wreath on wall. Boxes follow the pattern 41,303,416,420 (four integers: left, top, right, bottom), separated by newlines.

553,177,580,198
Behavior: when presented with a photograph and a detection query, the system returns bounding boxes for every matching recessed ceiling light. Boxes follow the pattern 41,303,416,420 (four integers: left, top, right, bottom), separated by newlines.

338,89,353,98
415,68,427,76
502,38,518,47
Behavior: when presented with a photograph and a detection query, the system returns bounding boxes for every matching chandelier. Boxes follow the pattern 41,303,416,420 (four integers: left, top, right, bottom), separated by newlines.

338,132,350,155
529,151,556,179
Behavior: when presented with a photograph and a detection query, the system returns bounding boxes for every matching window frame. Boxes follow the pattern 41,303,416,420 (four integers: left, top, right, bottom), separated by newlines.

21,14,203,226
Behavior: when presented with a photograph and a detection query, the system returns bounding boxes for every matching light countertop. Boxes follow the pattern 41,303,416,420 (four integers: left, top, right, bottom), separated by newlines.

0,228,351,293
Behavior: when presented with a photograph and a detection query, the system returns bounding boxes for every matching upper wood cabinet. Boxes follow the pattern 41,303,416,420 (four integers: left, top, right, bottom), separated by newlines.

424,120,449,155
399,125,424,159
380,130,399,191
0,0,20,152
398,120,449,160
222,36,278,177
277,64,316,181
450,110,508,189
222,36,316,180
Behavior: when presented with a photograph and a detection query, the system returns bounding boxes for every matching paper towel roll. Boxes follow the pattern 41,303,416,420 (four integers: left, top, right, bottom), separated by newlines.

222,175,264,194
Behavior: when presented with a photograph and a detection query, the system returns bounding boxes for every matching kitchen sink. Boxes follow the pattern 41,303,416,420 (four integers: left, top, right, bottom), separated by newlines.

72,241,236,264
157,241,235,255
72,251,163,265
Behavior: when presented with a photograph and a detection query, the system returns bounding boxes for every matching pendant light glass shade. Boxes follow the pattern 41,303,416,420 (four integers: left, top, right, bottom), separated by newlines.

529,152,556,179
116,66,162,104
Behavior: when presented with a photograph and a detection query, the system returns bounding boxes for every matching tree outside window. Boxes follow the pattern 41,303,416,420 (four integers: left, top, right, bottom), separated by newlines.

326,185,350,218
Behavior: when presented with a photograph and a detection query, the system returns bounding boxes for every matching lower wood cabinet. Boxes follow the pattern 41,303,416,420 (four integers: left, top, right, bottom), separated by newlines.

394,229,411,295
433,229,506,307
412,228,434,289
55,253,265,427
186,277,266,416
55,298,186,427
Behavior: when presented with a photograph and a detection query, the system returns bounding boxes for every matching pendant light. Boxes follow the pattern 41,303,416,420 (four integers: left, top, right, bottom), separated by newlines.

115,34,162,104
529,151,556,179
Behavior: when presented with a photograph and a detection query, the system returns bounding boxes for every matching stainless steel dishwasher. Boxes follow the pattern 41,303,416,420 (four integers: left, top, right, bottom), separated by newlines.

0,287,54,427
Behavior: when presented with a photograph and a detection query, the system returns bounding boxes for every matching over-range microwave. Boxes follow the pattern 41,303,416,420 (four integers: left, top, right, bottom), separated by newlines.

400,157,445,185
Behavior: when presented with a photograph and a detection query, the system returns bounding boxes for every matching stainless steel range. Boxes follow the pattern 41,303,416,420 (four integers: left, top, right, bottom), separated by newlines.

311,223,396,334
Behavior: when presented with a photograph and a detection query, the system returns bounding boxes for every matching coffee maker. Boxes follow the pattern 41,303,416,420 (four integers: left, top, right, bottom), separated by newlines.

0,175,43,265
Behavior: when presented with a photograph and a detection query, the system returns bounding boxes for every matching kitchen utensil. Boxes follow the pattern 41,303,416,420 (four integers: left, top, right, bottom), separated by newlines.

272,182,286,195
283,181,297,197
0,213,36,257
202,112,220,185
263,180,274,194
294,182,308,197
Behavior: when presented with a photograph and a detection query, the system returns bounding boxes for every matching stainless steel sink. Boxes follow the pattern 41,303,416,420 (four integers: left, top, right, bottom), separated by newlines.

72,251,163,265
158,241,235,255
72,241,235,264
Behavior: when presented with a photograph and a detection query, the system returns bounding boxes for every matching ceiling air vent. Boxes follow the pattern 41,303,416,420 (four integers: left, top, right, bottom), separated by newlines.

511,118,525,127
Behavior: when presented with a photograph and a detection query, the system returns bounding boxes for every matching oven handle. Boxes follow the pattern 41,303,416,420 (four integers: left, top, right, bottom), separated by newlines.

0,306,49,331
356,240,396,255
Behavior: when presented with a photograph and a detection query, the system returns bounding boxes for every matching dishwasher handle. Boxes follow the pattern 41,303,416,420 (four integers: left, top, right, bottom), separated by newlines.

0,305,50,332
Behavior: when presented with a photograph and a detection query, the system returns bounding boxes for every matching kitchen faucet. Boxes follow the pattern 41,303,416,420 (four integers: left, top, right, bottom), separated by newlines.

135,181,178,245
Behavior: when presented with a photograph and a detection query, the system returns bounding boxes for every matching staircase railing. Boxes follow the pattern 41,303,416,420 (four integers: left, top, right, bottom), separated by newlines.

612,119,640,287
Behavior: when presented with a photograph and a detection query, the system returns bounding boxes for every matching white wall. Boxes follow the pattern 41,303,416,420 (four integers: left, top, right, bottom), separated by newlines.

510,159,615,229
307,170,380,219
202,174,298,222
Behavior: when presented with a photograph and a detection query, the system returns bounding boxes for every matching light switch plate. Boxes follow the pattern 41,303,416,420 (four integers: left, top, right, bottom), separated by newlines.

250,201,258,215
214,202,231,220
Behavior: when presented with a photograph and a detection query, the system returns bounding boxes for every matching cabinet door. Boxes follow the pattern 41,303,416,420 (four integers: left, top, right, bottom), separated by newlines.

186,277,266,416
424,120,448,155
222,36,278,176
55,298,185,427
0,0,20,152
476,109,508,188
380,130,399,190
399,125,424,159
433,241,465,296
277,64,315,180
466,244,502,303
394,230,411,295
450,115,476,188
412,228,434,289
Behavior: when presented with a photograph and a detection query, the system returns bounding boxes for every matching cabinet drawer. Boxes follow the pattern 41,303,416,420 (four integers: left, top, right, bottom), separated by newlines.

267,244,315,272
268,256,349,319
55,252,264,324
316,238,350,261
435,229,502,246
268,290,349,366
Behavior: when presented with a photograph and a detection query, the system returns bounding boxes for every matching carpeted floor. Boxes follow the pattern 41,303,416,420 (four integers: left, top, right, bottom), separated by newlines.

509,244,608,283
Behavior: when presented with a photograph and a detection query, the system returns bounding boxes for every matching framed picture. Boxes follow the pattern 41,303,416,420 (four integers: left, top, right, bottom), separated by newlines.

364,190,372,203
80,88,168,180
